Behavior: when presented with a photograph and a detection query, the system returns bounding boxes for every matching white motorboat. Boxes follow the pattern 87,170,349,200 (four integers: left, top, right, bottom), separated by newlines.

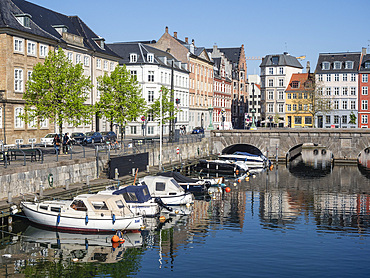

98,183,160,217
21,194,143,232
196,159,249,175
219,151,270,169
139,176,194,206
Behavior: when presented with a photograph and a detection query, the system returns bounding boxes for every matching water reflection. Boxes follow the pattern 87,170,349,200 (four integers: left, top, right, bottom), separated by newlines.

2,165,370,276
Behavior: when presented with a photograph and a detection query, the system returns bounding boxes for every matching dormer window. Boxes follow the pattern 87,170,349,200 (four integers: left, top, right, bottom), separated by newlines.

365,61,370,69
271,56,279,65
15,13,31,28
130,53,137,63
93,37,105,49
147,53,154,63
322,62,330,70
333,61,342,69
345,61,353,69
52,25,68,35
291,81,299,88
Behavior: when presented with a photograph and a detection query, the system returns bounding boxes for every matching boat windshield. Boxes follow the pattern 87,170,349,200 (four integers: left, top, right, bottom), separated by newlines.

70,200,87,211
115,200,125,209
170,179,182,189
122,192,138,202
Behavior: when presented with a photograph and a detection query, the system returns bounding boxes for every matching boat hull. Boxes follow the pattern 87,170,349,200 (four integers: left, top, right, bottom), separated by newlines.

21,202,143,232
151,193,194,205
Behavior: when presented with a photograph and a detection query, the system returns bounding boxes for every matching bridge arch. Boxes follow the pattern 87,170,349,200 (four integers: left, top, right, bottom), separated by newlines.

222,144,263,156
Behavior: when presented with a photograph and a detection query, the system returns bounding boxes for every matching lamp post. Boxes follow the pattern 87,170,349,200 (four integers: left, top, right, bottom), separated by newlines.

208,106,214,130
251,108,257,130
269,115,273,130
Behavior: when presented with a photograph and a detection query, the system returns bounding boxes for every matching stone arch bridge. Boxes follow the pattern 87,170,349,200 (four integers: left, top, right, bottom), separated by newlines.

210,129,370,161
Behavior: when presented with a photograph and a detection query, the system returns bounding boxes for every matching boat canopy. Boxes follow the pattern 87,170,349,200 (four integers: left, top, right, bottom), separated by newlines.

75,194,132,215
232,151,261,157
140,176,184,195
156,171,199,184
113,184,151,203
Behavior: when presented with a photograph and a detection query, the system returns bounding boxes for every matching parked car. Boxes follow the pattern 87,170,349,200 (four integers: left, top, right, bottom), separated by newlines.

83,132,103,144
40,133,59,146
101,131,117,143
191,127,204,134
70,132,86,145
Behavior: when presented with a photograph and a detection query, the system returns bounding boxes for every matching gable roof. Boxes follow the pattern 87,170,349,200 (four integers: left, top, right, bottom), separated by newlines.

107,42,189,72
260,53,303,69
2,0,119,58
217,47,242,65
285,73,312,92
315,52,361,73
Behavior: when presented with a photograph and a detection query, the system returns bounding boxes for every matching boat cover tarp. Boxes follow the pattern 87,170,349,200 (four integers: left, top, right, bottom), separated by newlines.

157,171,199,184
113,184,151,203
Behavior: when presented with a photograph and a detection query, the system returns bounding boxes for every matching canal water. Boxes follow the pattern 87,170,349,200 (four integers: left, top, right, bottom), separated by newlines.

1,161,370,277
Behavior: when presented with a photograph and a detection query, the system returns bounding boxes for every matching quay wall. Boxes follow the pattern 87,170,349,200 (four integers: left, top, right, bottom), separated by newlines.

0,140,211,200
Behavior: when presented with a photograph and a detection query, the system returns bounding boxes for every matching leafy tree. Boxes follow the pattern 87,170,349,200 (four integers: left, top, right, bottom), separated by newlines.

289,74,332,128
23,47,93,135
148,86,178,135
349,111,357,125
96,64,146,140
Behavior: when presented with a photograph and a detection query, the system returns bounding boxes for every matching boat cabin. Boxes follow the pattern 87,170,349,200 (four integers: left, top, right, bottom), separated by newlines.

139,176,185,197
112,184,151,203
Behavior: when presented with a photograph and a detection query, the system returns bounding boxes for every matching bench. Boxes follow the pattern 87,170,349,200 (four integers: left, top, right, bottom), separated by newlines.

9,148,43,163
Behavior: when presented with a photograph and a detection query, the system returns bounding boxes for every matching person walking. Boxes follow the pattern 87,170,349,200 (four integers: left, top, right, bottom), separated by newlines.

53,134,61,155
62,132,70,154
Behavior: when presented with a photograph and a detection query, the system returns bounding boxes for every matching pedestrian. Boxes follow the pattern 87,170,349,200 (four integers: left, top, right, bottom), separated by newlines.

62,132,70,154
183,125,186,134
53,134,61,155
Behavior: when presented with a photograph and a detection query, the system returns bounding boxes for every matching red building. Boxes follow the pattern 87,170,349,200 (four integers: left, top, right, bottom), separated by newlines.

359,48,370,128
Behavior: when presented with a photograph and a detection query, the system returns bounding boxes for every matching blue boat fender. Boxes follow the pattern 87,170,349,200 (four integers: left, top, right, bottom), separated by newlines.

57,214,61,224
85,214,89,225
112,214,116,224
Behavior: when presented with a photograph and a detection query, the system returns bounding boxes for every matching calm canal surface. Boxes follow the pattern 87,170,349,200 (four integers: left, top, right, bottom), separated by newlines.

1,163,370,277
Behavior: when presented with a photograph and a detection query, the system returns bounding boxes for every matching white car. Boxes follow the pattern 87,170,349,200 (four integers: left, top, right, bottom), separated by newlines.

40,133,58,146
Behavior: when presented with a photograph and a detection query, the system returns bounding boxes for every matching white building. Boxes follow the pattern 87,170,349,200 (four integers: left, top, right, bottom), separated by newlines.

247,75,262,125
108,42,190,137
260,53,303,126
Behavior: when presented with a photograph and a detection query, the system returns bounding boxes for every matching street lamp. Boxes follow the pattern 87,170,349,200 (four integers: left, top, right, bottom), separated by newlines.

269,115,273,129
251,108,257,130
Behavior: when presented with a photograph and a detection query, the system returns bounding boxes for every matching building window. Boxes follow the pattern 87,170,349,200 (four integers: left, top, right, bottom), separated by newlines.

334,115,339,124
130,70,137,80
342,87,348,95
269,68,274,75
322,62,330,70
342,115,347,124
104,60,108,70
317,88,323,95
40,117,48,128
326,115,331,124
14,37,24,53
334,74,339,81
96,58,101,69
365,62,370,69
334,87,339,95
148,91,154,102
362,87,368,95
325,87,331,96
287,93,291,99
148,126,154,135
345,61,354,69
84,56,89,67
342,100,348,110
326,74,331,82
293,104,297,111
350,87,356,96
14,69,23,92
147,53,154,63
279,67,284,74
67,52,73,62
148,71,154,82
268,79,274,87
362,115,368,124
130,53,137,63
27,41,36,56
268,103,274,113
351,74,356,82
278,91,284,99
15,14,31,28
333,61,341,69
76,54,81,64
334,100,339,109
110,62,114,71
363,74,368,83
14,107,24,128
27,70,32,81
287,104,291,111
305,116,312,125
291,81,299,88
39,44,48,57
278,79,284,87
317,74,323,82
292,93,297,99
130,126,137,134
294,116,302,125
278,103,284,113
268,91,274,100
362,100,368,110
351,100,356,110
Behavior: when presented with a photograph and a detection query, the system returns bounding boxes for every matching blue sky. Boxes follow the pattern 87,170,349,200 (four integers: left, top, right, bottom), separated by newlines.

30,0,370,76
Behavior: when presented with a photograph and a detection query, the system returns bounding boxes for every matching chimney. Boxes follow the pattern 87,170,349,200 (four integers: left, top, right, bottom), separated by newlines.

165,26,168,33
174,31,177,39
185,37,188,44
306,61,310,73
362,47,367,55
213,43,217,53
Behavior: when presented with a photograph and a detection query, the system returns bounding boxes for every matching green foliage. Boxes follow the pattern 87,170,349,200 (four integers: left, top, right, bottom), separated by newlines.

148,86,178,125
96,65,146,134
23,47,93,134
349,111,357,124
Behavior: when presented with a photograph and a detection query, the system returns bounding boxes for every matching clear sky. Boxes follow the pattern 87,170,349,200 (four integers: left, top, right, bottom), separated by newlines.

30,0,370,76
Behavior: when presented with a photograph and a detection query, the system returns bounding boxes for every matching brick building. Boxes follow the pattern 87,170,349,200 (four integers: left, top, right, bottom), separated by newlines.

359,48,370,128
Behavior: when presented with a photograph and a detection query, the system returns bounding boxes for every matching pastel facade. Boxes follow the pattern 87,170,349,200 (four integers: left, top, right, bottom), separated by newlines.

359,48,370,128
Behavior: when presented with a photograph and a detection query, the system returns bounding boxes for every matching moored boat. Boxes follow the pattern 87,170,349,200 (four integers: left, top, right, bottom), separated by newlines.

218,151,270,169
195,159,249,175
156,171,209,193
21,194,143,232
